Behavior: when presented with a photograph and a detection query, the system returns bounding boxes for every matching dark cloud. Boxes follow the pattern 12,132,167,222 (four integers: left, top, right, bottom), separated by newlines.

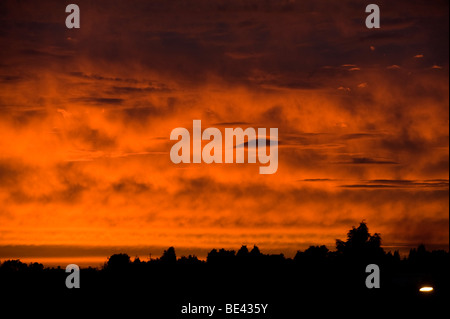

381,134,448,156
0,75,23,82
340,184,397,189
112,179,151,194
341,133,384,140
300,179,335,182
112,104,177,124
8,183,87,205
2,0,448,88
0,160,28,188
348,157,399,165
213,122,252,126
20,49,71,59
68,126,117,150
68,72,140,84
70,97,124,106
2,108,49,126
236,138,279,149
341,180,450,189
109,86,171,94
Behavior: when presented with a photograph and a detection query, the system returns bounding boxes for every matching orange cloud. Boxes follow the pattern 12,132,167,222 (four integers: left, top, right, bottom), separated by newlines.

0,0,448,265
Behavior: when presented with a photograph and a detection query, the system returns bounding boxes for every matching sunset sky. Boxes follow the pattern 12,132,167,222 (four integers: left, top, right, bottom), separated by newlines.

0,0,448,267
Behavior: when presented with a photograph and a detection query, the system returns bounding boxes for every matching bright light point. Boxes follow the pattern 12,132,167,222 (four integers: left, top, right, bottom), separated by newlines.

419,286,434,293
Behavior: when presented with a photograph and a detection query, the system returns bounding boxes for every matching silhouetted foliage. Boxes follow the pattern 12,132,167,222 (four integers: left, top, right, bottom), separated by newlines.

0,259,28,272
336,221,384,262
178,255,202,265
160,246,177,264
250,245,261,256
236,245,249,257
295,245,329,266
105,253,131,271
1,221,448,311
207,248,236,264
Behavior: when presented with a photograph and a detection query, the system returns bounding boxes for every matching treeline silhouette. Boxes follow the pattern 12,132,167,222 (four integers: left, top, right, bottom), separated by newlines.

1,222,448,315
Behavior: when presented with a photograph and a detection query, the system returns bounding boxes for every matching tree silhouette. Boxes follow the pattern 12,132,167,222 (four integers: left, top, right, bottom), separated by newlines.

178,255,202,265
207,248,235,264
236,245,249,257
294,245,329,268
250,245,261,256
0,259,28,272
336,221,384,261
1,220,448,309
309,245,329,259
105,253,131,271
160,247,177,263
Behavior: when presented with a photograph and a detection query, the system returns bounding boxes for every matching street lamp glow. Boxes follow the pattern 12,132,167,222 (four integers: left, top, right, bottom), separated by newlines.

419,286,434,293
